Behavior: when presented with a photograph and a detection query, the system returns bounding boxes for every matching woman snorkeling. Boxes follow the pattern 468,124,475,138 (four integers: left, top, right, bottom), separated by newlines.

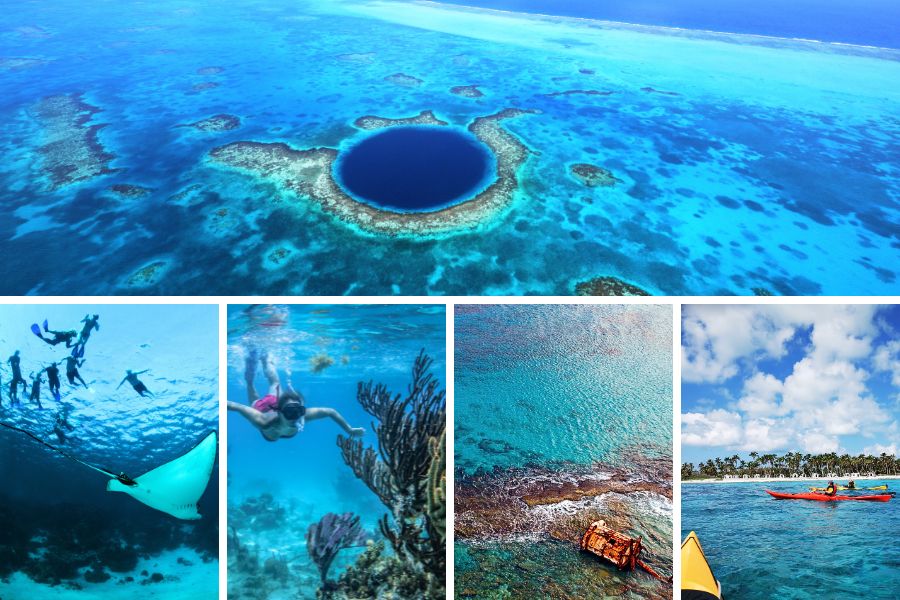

227,349,364,442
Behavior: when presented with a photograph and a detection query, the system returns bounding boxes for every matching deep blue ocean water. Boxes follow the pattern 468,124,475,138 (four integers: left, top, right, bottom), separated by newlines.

454,304,673,598
226,304,446,599
442,0,900,48
682,481,900,599
1,0,897,294
0,304,219,597
336,127,492,210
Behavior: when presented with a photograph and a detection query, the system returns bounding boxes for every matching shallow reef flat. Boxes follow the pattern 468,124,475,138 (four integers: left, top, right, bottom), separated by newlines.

210,108,536,236
0,0,898,294
31,94,117,190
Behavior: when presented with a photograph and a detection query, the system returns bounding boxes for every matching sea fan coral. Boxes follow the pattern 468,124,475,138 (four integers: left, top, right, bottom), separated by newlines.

306,512,368,586
335,350,446,598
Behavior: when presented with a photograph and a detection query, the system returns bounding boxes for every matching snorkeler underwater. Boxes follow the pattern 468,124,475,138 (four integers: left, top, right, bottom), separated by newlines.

227,304,447,600
0,304,219,598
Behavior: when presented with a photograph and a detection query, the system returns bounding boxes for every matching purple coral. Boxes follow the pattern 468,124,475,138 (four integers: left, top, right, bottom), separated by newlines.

306,512,368,585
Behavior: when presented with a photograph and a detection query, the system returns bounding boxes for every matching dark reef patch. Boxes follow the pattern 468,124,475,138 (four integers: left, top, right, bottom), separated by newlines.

575,276,651,296
210,108,538,236
641,86,680,96
191,82,219,92
196,66,224,75
384,72,423,87
450,85,484,98
569,163,620,187
177,113,241,132
32,94,118,190
109,184,152,197
544,89,615,98
337,127,491,211
354,110,447,130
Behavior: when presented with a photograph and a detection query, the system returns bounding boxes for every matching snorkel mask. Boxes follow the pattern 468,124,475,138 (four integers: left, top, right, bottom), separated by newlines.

281,401,305,421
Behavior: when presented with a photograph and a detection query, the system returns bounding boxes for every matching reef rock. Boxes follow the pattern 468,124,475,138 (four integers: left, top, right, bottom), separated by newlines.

179,113,240,132
575,276,650,296
450,85,484,98
33,94,118,189
384,72,423,87
570,163,620,187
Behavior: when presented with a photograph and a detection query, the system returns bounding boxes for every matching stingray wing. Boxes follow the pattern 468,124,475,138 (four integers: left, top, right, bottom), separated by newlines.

107,431,218,520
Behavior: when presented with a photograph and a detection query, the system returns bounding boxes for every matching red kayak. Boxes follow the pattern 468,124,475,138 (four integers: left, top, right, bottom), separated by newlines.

766,490,892,502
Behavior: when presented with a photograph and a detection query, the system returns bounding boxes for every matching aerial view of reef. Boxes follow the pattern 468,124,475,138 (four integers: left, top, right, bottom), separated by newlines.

226,304,446,599
2,0,898,295
454,304,674,598
0,304,219,599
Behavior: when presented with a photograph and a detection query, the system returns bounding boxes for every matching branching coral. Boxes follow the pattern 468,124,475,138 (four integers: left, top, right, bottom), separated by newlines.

335,350,446,597
306,512,368,587
427,428,446,544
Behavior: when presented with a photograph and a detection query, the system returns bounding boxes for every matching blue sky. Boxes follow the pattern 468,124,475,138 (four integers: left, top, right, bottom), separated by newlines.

682,305,900,464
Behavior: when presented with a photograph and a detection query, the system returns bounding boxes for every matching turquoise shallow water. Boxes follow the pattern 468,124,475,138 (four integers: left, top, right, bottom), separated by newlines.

682,481,900,599
1,0,898,294
455,304,673,598
455,304,673,472
226,304,446,599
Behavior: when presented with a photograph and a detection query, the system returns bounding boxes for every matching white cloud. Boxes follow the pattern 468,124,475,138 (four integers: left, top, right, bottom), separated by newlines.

682,305,797,383
873,340,900,387
682,409,743,446
737,372,784,417
863,443,898,456
682,305,897,455
801,432,841,454
741,418,792,451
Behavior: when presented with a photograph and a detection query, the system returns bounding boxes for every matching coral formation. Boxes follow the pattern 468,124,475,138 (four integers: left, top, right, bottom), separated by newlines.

209,107,537,236
353,110,447,130
0,57,48,70
331,351,446,599
455,460,672,542
178,114,240,132
122,260,170,289
426,428,446,544
310,353,335,374
306,512,368,588
335,52,375,64
575,276,651,296
544,89,615,97
109,184,152,197
32,94,117,189
450,85,484,98
570,163,621,187
641,86,680,96
229,493,287,530
384,73,423,87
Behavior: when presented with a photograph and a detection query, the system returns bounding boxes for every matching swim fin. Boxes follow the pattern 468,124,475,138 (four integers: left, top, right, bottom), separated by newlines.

53,390,61,402
43,319,49,332
30,323,42,338
106,431,217,520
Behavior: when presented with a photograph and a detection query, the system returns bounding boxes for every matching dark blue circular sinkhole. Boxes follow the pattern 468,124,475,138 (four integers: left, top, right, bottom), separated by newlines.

335,126,493,212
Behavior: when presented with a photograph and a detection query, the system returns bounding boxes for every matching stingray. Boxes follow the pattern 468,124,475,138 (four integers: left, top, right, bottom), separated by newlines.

0,422,217,520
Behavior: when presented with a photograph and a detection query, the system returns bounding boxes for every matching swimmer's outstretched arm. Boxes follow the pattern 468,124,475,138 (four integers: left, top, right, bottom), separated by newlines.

306,407,365,437
227,401,271,429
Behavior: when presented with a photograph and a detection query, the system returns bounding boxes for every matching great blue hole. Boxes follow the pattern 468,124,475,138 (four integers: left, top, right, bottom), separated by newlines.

335,127,493,212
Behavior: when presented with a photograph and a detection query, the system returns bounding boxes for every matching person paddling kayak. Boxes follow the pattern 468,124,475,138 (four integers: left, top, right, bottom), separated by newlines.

846,479,856,490
822,481,837,496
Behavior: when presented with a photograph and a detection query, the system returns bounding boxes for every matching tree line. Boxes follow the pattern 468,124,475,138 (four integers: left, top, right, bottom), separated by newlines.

682,451,899,480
